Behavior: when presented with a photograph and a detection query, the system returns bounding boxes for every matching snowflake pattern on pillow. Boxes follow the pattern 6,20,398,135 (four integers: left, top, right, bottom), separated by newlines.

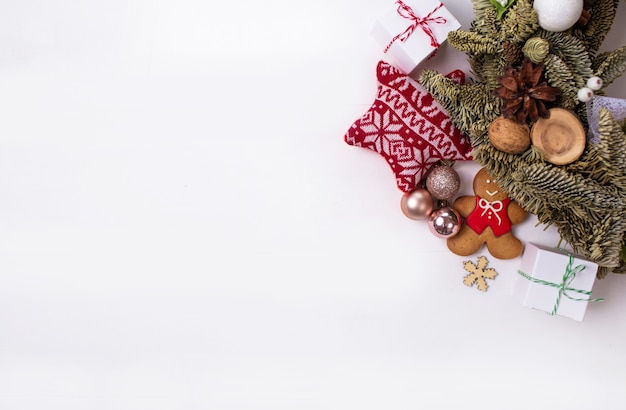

345,61,472,192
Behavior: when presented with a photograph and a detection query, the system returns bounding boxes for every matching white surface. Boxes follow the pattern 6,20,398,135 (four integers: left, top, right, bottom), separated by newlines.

0,1,625,409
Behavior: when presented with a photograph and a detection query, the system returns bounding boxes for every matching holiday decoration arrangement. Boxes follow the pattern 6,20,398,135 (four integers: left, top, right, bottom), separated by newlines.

344,0,625,320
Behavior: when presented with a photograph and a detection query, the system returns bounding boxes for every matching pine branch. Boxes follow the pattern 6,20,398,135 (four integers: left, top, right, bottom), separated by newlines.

420,71,499,137
474,54,507,89
543,54,582,110
540,30,593,81
592,45,626,87
581,0,619,54
470,4,500,37
588,214,626,268
501,0,539,44
512,163,624,211
598,108,626,181
566,137,614,185
448,31,499,55
472,0,502,17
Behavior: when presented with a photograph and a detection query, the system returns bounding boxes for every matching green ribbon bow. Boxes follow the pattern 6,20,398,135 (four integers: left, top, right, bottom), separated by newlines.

518,252,604,316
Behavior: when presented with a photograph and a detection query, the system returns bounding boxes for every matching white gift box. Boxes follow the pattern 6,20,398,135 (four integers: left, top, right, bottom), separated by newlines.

371,0,461,74
513,243,602,321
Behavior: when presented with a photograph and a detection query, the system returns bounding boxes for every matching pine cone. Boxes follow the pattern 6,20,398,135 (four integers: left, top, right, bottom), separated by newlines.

494,57,562,124
502,41,523,66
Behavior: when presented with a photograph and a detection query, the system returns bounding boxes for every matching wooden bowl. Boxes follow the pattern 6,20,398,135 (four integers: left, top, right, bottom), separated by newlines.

530,108,586,165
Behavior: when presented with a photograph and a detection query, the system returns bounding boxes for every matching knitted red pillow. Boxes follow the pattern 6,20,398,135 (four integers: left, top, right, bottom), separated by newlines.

345,61,472,192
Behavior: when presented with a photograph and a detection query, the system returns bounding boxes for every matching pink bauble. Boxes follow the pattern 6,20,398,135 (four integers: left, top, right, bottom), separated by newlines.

425,166,461,200
400,188,433,220
428,207,461,238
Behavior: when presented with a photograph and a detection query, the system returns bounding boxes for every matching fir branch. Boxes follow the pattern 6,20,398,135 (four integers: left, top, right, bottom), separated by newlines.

501,0,538,44
540,30,593,81
473,0,502,16
512,163,625,211
420,71,499,136
592,45,626,87
581,0,619,54
470,3,500,37
598,108,626,182
474,54,507,89
542,54,580,110
448,31,499,55
566,141,613,185
469,53,488,82
512,191,624,269
419,70,460,108
588,215,626,268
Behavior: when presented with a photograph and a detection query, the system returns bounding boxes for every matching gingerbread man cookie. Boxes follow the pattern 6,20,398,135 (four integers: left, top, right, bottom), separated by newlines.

447,168,528,259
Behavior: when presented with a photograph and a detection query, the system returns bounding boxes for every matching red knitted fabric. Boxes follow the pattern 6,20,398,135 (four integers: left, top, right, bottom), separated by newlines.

345,61,472,192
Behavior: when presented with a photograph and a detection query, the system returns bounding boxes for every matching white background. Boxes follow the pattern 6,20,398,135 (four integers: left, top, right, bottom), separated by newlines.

0,1,625,409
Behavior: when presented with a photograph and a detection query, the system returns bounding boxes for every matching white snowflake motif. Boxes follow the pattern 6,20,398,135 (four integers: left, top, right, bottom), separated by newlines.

360,108,404,155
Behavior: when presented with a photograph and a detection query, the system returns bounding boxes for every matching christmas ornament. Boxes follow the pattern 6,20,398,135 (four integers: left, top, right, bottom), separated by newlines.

425,165,460,200
533,0,584,32
494,57,561,124
447,168,528,260
576,76,604,102
344,61,472,193
399,163,463,239
420,0,626,276
428,206,461,239
587,76,603,91
463,256,498,291
577,87,594,102
522,37,550,64
400,188,433,220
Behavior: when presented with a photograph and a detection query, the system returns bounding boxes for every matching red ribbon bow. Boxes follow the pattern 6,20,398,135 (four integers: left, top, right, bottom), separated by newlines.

384,1,447,53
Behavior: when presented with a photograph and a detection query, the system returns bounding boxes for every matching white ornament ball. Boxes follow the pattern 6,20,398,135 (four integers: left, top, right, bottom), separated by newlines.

586,76,603,91
577,87,594,103
533,0,583,32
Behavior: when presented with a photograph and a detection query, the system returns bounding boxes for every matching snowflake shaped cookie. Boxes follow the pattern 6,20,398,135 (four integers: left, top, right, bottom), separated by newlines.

463,256,498,292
